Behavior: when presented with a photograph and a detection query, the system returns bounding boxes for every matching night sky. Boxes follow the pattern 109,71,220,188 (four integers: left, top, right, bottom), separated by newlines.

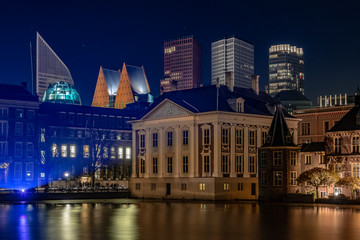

1,0,359,106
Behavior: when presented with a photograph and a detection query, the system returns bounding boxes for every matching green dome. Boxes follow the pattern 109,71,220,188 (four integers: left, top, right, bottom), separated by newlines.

42,81,81,105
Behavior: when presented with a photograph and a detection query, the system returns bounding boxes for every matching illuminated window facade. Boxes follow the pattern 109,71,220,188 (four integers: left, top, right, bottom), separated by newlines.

269,44,304,96
161,36,202,93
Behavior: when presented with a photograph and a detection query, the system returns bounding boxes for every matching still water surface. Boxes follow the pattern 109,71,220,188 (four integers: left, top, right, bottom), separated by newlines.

1,199,360,240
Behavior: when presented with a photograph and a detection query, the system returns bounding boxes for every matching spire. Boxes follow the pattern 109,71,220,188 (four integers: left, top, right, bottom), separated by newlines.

264,105,295,147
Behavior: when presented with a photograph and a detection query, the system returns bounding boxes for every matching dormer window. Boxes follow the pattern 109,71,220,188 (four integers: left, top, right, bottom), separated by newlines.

236,98,245,113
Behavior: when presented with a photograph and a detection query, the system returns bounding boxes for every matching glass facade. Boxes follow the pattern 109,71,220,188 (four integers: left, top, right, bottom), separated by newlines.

42,81,81,105
36,32,74,100
269,44,304,96
211,37,254,88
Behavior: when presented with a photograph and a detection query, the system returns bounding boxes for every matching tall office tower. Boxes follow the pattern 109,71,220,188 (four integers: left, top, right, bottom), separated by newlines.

211,37,254,89
269,44,304,96
36,32,74,100
160,36,202,93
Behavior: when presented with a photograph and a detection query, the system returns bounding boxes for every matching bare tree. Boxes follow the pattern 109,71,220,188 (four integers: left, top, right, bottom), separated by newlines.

82,122,115,188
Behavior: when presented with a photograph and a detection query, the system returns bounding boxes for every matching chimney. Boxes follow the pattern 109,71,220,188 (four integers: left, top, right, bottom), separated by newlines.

264,85,269,94
170,80,178,91
225,72,234,92
251,75,259,95
21,81,27,90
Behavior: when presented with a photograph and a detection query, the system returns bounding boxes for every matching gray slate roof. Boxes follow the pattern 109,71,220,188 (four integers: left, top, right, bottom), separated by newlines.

140,85,291,118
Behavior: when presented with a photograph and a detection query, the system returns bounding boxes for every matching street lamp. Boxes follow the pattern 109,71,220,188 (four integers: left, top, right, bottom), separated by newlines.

64,172,69,189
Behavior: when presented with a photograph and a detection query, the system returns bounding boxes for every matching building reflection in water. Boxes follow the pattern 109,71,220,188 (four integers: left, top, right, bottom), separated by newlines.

1,201,360,239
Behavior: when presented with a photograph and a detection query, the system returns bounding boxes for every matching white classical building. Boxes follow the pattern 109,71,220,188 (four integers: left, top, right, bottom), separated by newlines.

129,85,300,200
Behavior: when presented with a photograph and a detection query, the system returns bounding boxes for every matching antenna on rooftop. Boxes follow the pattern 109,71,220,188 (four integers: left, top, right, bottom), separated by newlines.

30,41,34,95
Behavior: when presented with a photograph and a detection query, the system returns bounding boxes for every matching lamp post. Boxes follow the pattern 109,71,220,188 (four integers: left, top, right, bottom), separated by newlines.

64,172,69,190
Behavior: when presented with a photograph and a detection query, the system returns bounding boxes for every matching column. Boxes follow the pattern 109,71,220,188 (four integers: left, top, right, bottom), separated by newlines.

243,125,249,178
159,127,165,178
175,125,181,177
131,130,137,178
190,123,196,177
145,128,151,178
230,124,236,177
213,122,221,177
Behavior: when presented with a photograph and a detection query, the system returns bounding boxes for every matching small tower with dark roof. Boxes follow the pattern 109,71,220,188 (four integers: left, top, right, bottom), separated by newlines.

259,105,301,200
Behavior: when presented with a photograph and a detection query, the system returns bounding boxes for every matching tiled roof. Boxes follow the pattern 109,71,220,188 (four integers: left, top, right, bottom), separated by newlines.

103,69,120,96
0,83,38,102
301,142,325,152
141,85,285,118
262,105,296,147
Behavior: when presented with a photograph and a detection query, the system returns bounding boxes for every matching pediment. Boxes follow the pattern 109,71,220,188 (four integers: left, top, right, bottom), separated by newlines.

142,99,193,120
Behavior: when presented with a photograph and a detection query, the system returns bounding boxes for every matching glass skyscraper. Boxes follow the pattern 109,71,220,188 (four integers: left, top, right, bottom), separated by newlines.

269,44,304,96
36,32,74,100
211,37,254,88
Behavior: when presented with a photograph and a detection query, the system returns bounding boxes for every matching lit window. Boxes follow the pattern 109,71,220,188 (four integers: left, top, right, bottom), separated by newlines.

70,145,76,158
125,147,131,159
61,145,67,157
353,164,360,178
224,183,229,191
199,183,206,191
83,145,89,158
111,147,116,159
153,158,158,174
118,147,123,159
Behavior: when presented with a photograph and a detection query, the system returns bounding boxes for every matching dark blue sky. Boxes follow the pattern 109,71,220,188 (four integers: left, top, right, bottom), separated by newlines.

1,0,359,105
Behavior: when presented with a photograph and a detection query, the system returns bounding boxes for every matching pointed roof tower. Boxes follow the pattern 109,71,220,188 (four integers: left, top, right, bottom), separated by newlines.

92,66,120,108
263,105,295,147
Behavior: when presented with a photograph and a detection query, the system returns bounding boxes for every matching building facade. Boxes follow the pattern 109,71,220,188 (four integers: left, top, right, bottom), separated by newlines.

130,85,300,200
161,36,202,93
294,105,352,144
269,44,304,96
325,95,360,198
0,84,40,189
211,37,254,89
259,106,301,200
39,102,138,188
36,32,75,100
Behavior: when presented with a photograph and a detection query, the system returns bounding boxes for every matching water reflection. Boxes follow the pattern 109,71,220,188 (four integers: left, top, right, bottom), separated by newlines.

1,201,360,240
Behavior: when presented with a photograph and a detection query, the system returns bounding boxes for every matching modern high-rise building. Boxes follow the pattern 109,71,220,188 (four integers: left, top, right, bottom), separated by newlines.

36,32,74,100
269,44,304,96
211,37,254,88
160,36,202,93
